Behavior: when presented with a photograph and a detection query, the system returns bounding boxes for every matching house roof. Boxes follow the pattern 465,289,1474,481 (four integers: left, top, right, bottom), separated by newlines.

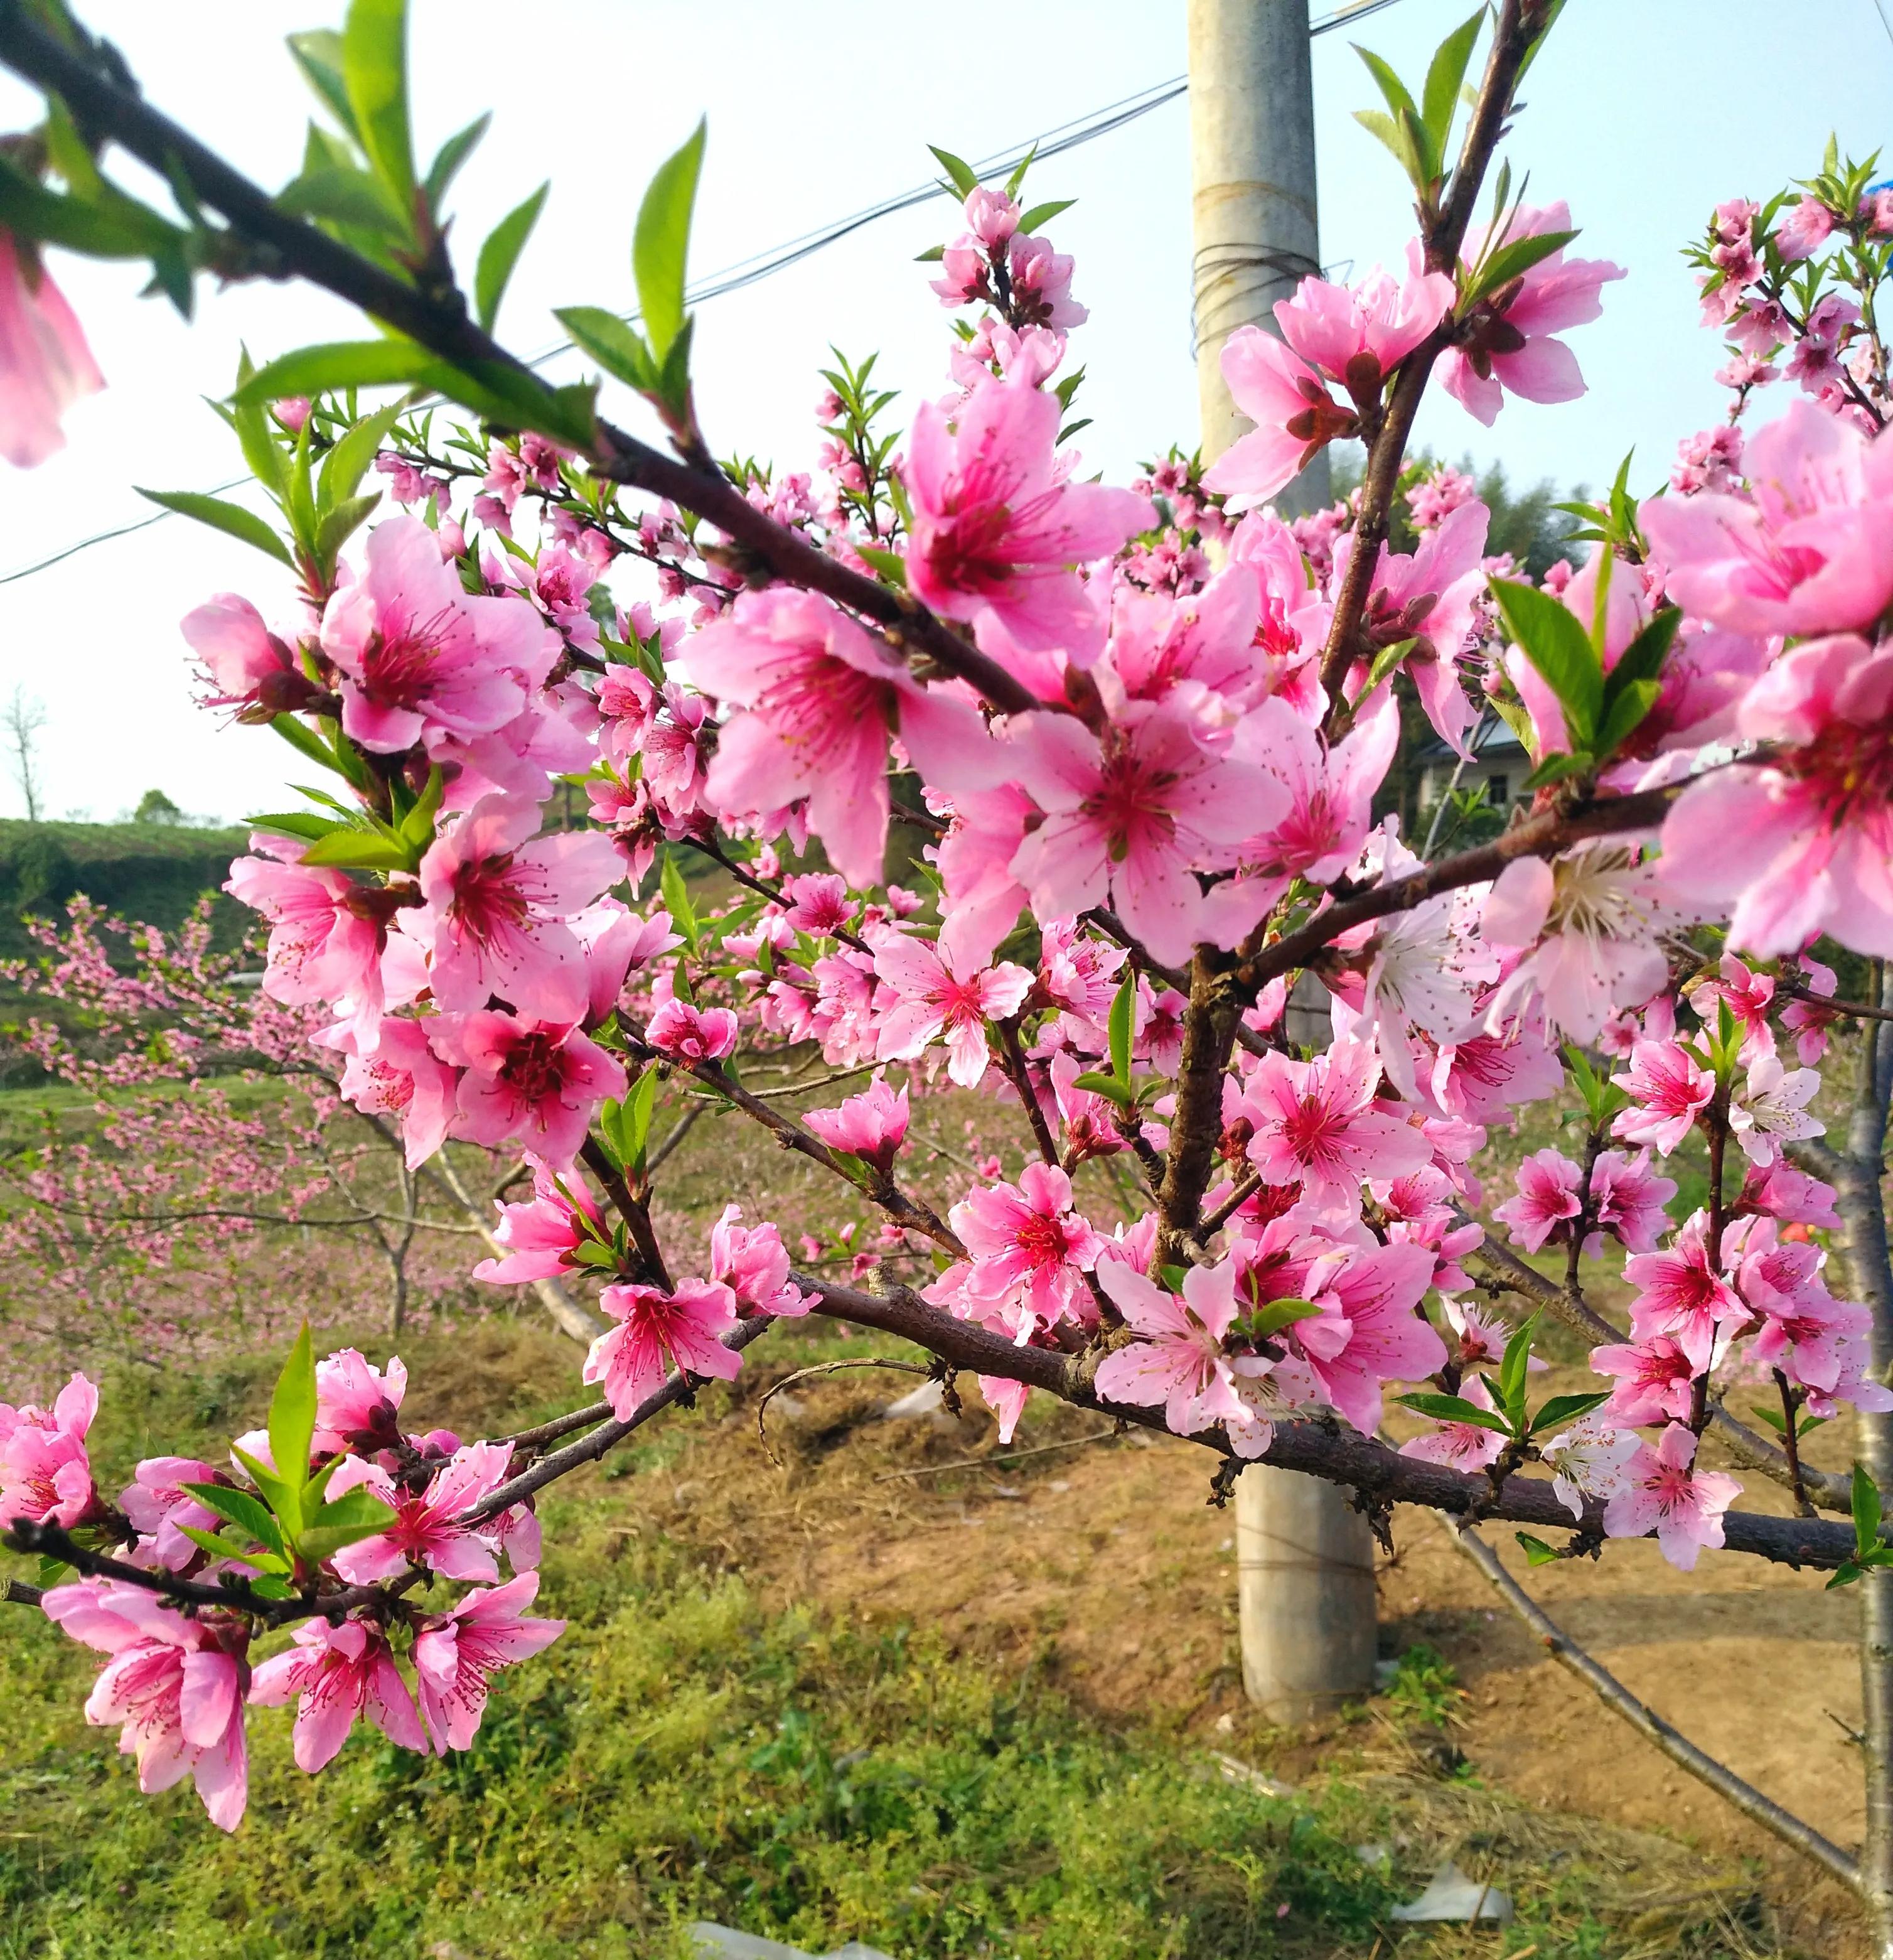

1412,711,1527,766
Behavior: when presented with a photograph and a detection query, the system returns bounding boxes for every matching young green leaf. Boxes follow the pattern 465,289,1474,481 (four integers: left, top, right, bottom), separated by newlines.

622,1064,658,1176
477,182,549,333
1017,198,1075,234
1108,969,1136,1084
1529,1390,1612,1433
1498,1311,1538,1421
1855,1461,1884,1558
424,111,490,208
634,119,707,362
660,851,699,954
1071,1069,1137,1109
1420,11,1483,152
230,1445,300,1539
1516,1532,1562,1567
267,1323,318,1521
297,828,417,873
853,543,908,588
554,305,655,392
314,491,383,570
1392,1391,1515,1436
286,30,360,139
928,144,980,198
1490,577,1603,748
342,0,416,216
1250,1296,1324,1340
317,401,405,515
134,489,292,567
231,339,434,407
180,1483,286,1559
296,1485,397,1563
1465,229,1577,306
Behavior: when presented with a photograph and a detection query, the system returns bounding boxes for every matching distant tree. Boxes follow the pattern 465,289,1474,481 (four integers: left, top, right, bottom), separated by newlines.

132,787,185,824
3,686,46,822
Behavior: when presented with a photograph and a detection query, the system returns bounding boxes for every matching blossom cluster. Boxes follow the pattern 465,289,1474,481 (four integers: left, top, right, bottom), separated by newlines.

3,1347,560,1828
8,2,1893,1831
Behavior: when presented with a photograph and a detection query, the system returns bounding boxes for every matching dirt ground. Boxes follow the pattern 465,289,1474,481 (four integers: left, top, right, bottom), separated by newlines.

625,1340,1874,1957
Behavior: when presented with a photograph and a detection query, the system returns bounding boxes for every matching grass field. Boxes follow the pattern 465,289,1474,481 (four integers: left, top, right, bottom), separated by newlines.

0,1322,1811,1960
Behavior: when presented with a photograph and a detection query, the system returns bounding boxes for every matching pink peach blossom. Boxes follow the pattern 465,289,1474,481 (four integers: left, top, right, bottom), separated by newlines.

41,1581,248,1828
0,230,104,466
248,1615,426,1771
868,928,1031,1089
584,1278,743,1417
414,1571,566,1753
1603,1423,1740,1570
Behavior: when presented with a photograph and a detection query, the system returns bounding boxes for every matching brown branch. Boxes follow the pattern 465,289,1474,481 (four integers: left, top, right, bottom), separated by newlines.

1779,980,1893,1026
1316,0,1538,704
995,1017,1059,1166
1156,947,1245,1259
579,1134,674,1291
4,1519,416,1629
462,1315,776,1525
1237,783,1679,1003
0,9,1040,719
1444,1512,1862,1892
791,1273,1865,1571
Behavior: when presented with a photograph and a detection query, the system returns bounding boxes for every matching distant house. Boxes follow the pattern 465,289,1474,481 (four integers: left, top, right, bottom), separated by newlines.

1413,713,1528,816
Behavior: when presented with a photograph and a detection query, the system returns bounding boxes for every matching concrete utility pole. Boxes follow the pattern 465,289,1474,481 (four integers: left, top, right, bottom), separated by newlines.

1187,0,1377,1725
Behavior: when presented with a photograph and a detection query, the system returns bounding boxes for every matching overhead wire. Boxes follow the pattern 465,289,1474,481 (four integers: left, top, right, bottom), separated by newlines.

0,0,1412,589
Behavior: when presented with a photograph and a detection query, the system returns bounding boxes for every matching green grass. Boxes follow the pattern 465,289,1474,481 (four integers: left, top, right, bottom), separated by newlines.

0,1328,1789,1960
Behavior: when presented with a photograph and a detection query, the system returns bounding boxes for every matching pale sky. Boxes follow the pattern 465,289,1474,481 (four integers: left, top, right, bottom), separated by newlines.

0,0,1887,824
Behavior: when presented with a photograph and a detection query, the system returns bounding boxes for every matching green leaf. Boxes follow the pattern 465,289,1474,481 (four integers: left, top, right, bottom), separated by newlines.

247,810,336,844
397,766,444,848
318,401,405,514
661,852,699,954
297,828,417,872
1392,1392,1514,1436
0,156,177,259
1353,107,1421,185
230,1445,299,1539
296,1485,397,1562
928,144,980,197
271,714,340,775
1855,1462,1884,1558
622,1065,658,1175
1467,229,1578,306
287,30,360,139
1530,1390,1612,1433
1516,1532,1562,1567
477,182,549,333
1420,11,1483,153
268,1325,318,1522
1354,46,1436,183
1521,749,1594,792
179,1483,286,1558
1599,605,1680,706
555,305,655,391
1250,1296,1323,1340
1592,680,1661,761
1071,1070,1136,1109
314,490,383,570
134,488,293,568
1498,1312,1537,1420
424,111,490,208
343,0,416,215
277,162,407,234
1490,577,1602,747
634,119,706,362
913,244,946,263
1016,198,1075,234
232,340,434,407
1828,1561,1865,1590
175,1524,290,1571
1108,969,1136,1085
853,544,908,588
1004,146,1036,199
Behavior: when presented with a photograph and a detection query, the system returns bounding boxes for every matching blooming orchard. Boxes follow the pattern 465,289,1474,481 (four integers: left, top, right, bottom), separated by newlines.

5,0,1893,1934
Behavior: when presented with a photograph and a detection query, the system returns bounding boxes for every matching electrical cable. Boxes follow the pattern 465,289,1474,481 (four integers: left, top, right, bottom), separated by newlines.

0,0,1413,588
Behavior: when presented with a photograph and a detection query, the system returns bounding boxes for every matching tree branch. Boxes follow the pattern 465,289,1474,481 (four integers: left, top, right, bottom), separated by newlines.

0,7,1041,719
1444,1511,1862,1892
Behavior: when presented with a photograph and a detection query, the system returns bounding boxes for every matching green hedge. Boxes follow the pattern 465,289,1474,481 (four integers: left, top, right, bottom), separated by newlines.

0,818,250,958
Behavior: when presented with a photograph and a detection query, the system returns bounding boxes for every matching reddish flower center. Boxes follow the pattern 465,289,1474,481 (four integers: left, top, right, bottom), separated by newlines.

920,503,1017,596
498,1030,568,1104
1792,713,1893,827
1083,741,1179,862
362,603,456,708
1012,1209,1075,1268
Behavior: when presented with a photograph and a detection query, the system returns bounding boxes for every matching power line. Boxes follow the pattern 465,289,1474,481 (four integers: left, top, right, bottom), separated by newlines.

0,0,1410,590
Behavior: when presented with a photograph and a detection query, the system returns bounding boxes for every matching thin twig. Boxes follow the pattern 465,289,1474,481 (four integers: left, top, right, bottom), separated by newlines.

874,1428,1122,1482
1442,1511,1862,1892
754,1357,931,1465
